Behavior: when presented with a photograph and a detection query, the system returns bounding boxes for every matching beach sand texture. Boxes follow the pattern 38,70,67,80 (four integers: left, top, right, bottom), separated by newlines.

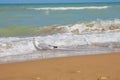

0,53,120,80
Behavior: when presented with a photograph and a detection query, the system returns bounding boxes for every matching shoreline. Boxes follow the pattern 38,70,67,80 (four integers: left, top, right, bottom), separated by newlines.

0,49,115,64
0,52,120,80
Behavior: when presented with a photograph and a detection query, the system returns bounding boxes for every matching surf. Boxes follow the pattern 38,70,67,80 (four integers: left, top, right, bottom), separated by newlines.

0,19,120,63
27,6,110,11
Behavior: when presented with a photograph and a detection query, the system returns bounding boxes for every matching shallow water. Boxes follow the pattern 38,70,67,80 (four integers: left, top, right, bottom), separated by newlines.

0,46,115,64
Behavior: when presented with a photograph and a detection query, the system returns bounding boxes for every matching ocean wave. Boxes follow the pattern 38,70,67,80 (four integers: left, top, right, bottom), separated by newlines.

27,6,110,10
35,19,120,35
0,19,120,61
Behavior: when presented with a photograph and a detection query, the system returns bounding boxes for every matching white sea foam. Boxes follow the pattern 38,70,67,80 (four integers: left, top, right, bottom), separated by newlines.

0,31,120,58
37,19,120,35
28,6,110,10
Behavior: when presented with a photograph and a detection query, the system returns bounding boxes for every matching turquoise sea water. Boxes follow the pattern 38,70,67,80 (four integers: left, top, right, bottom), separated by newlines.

0,2,120,27
0,2,120,63
0,2,120,36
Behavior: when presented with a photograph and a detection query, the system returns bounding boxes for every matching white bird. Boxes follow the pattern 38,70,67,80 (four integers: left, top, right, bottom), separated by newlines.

33,38,58,50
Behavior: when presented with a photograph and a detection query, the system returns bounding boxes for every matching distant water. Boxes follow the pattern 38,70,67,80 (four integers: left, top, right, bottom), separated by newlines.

0,2,120,63
0,2,120,27
0,2,120,36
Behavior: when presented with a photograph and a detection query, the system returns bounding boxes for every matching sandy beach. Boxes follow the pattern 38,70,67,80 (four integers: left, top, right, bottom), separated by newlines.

0,52,120,80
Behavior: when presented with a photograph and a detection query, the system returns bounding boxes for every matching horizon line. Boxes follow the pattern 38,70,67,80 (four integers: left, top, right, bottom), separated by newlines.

0,2,120,4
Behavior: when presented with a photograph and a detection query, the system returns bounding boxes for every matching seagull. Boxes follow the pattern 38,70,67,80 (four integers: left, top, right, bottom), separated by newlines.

33,38,58,50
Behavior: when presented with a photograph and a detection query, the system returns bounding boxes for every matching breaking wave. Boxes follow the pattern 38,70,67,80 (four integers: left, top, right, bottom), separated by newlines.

27,6,110,10
0,19,120,63
0,31,120,58
35,19,120,35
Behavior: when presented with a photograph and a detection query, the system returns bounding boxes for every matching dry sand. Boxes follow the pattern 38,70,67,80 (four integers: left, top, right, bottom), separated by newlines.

0,53,120,80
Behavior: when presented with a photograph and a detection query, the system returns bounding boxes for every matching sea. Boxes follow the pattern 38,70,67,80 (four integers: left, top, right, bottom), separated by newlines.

0,2,120,63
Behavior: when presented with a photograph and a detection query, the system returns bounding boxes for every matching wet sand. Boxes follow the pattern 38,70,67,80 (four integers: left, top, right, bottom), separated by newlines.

0,52,120,80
